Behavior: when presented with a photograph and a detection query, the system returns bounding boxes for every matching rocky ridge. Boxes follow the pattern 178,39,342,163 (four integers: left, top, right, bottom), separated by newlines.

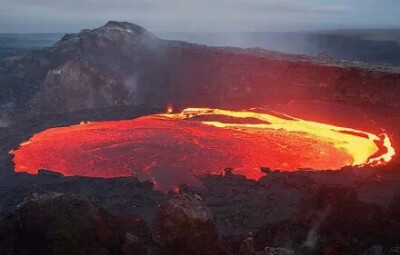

1,21,400,126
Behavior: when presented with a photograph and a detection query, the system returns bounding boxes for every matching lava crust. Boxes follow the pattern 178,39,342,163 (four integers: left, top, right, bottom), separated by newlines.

11,108,394,191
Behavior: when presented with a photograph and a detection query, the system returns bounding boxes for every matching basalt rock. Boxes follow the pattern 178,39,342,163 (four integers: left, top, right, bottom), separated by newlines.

362,245,385,255
239,232,255,255
0,193,149,255
152,193,221,255
256,247,295,255
38,168,64,177
389,247,400,255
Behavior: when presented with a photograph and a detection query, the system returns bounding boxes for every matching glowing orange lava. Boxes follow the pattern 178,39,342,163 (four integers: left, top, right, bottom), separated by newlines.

11,108,395,191
166,104,174,114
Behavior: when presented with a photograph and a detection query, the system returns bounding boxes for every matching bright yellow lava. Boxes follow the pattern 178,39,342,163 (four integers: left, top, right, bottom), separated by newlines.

163,108,395,166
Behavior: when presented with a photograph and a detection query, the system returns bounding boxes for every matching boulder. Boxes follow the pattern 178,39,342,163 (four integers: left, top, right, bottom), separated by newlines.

362,245,384,255
152,193,220,254
239,232,255,255
389,247,400,255
256,247,295,255
0,193,149,255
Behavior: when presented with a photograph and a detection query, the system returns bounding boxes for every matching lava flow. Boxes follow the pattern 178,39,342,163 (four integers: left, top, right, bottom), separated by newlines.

11,108,395,191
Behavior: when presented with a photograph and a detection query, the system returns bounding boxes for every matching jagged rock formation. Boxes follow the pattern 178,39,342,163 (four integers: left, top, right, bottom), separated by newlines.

0,165,399,254
1,21,400,125
152,193,221,255
0,21,165,121
256,247,294,255
0,193,149,255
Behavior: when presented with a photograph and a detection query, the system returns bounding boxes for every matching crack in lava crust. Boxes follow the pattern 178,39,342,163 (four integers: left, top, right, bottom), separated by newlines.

11,108,395,191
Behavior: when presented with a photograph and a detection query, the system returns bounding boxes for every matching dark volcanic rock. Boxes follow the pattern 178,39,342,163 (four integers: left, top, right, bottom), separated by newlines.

239,232,255,255
38,169,64,177
389,247,400,255
362,245,385,255
250,180,400,254
152,193,221,255
256,247,294,255
0,164,399,255
0,193,149,255
0,173,168,224
0,21,167,122
175,168,400,255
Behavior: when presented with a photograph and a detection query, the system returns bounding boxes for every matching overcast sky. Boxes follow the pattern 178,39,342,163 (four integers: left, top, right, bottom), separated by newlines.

0,0,399,33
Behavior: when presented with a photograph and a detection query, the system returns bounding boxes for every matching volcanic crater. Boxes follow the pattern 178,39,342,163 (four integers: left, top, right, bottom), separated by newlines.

10,107,395,191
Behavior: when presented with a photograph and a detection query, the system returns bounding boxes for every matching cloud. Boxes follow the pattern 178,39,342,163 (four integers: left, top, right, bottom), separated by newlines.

237,0,351,13
0,0,397,32
0,0,350,13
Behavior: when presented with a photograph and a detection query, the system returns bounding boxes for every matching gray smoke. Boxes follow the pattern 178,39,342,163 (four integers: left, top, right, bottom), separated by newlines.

0,103,14,128
303,205,331,250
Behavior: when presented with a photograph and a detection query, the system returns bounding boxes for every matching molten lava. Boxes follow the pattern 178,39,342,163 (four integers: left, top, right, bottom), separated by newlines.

11,108,395,191
166,104,174,114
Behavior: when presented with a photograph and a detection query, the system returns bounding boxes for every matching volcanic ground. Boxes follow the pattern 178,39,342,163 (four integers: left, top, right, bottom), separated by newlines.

1,22,400,254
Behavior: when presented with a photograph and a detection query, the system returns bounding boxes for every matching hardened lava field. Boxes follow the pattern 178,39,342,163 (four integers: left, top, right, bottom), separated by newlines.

11,108,395,191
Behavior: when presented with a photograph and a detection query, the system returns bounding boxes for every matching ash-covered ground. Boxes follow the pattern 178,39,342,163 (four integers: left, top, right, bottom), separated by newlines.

0,22,400,255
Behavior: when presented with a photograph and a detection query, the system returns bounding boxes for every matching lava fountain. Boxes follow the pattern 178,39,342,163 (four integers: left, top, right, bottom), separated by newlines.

11,108,395,191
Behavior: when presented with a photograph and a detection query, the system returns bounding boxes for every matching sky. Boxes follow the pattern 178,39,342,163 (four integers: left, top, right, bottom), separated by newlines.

0,0,399,33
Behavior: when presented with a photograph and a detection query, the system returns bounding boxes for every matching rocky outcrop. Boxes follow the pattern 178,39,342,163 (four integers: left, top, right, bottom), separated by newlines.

389,247,400,255
239,233,295,255
0,165,399,254
152,193,221,254
0,193,150,255
239,232,255,255
0,21,168,123
38,169,64,177
256,247,294,255
362,245,385,255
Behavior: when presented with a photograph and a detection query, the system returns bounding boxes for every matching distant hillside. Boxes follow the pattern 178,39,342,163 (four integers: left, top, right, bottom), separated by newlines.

158,30,400,65
0,33,64,49
1,30,400,65
320,29,400,44
0,33,63,59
